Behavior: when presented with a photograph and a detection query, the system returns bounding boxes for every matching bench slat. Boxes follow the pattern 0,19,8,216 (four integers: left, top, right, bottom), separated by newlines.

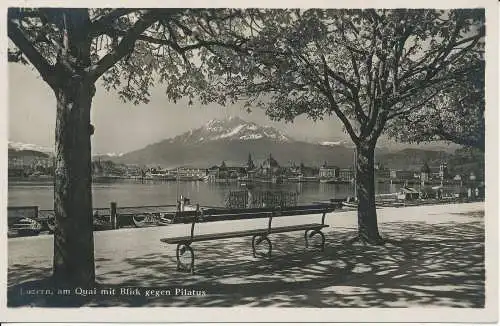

201,208,334,223
160,223,328,244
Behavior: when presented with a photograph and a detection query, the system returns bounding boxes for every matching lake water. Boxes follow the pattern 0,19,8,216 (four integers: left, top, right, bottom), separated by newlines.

8,179,400,210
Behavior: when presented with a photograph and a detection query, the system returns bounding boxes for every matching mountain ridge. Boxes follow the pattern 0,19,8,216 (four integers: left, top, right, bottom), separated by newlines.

9,118,456,170
112,118,451,169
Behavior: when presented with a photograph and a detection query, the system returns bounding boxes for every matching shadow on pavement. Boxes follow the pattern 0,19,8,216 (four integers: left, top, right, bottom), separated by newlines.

8,217,484,308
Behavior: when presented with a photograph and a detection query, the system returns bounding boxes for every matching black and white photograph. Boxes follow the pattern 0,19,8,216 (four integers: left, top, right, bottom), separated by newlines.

1,0,498,322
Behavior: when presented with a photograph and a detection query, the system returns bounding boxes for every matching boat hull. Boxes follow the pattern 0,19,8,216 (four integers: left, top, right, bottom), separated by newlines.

10,217,42,236
320,178,337,184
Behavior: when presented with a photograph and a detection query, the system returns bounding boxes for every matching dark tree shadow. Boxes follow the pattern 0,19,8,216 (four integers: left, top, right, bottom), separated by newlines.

8,215,484,308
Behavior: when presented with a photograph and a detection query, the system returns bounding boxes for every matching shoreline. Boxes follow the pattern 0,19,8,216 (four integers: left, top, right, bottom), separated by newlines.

7,199,484,239
8,176,465,186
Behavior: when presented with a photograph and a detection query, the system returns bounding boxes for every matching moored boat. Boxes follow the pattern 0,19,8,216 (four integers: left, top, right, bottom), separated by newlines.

93,217,113,231
397,187,420,200
341,196,358,209
132,214,160,227
131,213,174,227
11,217,42,236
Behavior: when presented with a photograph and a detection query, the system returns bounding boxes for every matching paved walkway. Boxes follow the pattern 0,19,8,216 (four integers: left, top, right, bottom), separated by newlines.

7,202,485,307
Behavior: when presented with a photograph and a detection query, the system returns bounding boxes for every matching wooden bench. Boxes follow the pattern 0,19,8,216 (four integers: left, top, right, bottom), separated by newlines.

160,204,337,273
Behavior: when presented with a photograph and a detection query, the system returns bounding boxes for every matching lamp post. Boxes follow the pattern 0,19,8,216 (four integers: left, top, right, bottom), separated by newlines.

469,172,476,200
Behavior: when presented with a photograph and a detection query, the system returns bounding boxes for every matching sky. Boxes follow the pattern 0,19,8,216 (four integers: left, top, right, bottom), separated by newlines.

8,63,459,155
8,63,351,155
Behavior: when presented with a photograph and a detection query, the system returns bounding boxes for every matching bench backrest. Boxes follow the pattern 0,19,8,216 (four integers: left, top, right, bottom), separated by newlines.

180,203,336,241
201,204,336,223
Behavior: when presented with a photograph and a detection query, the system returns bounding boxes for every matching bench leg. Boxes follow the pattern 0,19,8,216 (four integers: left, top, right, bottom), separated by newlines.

176,243,195,274
252,235,272,258
305,229,326,251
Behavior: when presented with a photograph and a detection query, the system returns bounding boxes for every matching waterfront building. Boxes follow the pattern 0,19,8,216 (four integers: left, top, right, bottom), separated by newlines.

439,162,449,179
390,169,415,181
176,167,206,179
206,165,220,182
319,163,339,179
338,168,354,182
8,157,26,169
8,167,25,177
246,153,255,170
420,162,431,185
124,164,142,177
375,168,391,179
206,163,245,182
261,154,280,176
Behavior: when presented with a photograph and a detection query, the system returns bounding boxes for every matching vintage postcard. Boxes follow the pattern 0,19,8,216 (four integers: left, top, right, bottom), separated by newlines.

1,0,498,323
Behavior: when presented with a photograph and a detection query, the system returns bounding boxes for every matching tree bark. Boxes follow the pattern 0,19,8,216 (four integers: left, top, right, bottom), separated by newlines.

51,10,96,287
52,75,96,287
356,142,384,244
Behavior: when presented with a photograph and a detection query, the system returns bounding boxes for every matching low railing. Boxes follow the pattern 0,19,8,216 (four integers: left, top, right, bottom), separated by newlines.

8,203,181,234
225,190,298,209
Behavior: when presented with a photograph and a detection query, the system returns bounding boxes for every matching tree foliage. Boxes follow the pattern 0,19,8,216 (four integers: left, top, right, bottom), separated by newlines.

7,8,249,104
9,8,485,149
386,59,485,151
211,9,485,149
204,8,485,243
447,146,485,178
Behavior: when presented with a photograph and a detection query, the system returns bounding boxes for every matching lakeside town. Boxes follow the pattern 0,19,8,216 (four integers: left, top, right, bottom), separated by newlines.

7,149,485,240
9,150,484,189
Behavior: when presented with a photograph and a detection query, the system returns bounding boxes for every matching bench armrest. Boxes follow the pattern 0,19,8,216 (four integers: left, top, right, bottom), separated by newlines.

321,203,337,225
190,204,201,241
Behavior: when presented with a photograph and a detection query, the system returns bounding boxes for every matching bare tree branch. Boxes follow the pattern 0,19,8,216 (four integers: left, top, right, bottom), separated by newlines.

435,127,484,151
387,86,442,120
317,54,360,144
370,111,389,143
98,23,249,60
90,8,137,29
87,10,157,82
8,19,57,89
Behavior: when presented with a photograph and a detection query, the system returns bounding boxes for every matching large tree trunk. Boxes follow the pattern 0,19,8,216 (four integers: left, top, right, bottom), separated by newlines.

356,142,384,244
52,76,96,287
52,10,96,287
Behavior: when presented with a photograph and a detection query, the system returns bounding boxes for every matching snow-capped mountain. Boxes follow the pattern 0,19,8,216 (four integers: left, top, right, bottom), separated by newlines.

8,141,53,154
8,141,125,159
94,152,125,158
168,116,291,144
319,140,354,147
9,118,457,169
114,117,359,167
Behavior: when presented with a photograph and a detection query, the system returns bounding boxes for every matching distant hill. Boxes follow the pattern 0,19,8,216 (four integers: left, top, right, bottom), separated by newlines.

118,139,360,168
9,118,459,171
114,117,357,167
379,148,450,170
8,148,49,158
8,141,52,155
112,117,451,170
8,144,51,167
8,141,51,160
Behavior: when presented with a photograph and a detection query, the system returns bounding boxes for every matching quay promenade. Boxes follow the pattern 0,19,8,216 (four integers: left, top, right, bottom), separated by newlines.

7,202,485,308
